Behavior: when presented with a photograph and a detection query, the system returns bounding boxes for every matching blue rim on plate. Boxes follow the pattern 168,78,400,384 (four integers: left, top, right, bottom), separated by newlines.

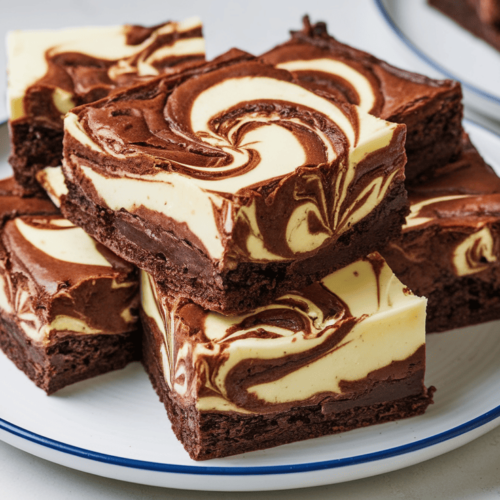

1,118,500,476
374,0,500,106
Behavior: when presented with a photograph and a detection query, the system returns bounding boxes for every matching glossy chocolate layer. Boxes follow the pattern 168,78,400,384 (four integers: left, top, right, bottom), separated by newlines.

261,16,463,180
382,136,500,331
0,214,139,343
141,253,427,415
8,18,205,125
64,50,406,268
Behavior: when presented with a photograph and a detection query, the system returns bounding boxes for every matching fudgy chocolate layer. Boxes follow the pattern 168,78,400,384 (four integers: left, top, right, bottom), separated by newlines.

8,121,63,195
0,312,141,395
429,0,500,52
141,311,434,461
63,174,408,314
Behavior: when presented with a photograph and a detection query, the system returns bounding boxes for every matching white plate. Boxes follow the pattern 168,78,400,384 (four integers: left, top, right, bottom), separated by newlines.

376,0,500,120
1,120,500,491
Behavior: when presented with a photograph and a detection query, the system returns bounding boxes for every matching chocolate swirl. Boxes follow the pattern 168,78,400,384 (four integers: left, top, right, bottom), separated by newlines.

66,52,405,263
261,16,460,122
9,18,205,125
0,215,138,341
142,253,425,414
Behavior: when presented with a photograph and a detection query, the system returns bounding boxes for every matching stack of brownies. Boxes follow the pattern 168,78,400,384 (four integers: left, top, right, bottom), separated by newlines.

1,15,499,460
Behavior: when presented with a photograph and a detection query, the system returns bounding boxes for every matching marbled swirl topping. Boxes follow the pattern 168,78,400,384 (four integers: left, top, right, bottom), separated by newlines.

8,17,205,123
261,16,460,122
64,51,406,264
0,215,138,342
141,253,426,414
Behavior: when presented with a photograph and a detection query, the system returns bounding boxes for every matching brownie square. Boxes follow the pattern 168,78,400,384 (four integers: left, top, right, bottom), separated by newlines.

382,135,500,332
261,16,464,181
7,18,205,193
140,253,434,460
0,180,141,393
61,49,409,314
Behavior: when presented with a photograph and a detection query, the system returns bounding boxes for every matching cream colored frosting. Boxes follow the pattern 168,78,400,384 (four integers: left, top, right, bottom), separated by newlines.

277,58,376,113
141,255,426,414
14,218,112,268
7,17,204,120
453,226,497,276
36,166,68,208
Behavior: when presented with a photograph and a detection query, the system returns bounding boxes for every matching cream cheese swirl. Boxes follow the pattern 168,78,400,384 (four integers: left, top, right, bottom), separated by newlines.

141,254,426,414
65,55,405,264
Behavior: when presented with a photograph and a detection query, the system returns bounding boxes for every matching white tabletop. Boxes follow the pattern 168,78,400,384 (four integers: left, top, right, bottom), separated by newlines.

1,0,500,497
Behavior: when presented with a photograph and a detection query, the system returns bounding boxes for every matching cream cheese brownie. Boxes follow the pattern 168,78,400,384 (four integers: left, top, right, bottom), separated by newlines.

62,49,409,314
261,17,463,181
429,0,500,53
382,136,500,332
7,18,205,193
0,181,141,393
140,252,434,460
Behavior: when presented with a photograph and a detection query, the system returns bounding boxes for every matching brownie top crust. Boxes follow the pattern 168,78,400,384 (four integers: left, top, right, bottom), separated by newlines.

261,16,461,121
141,252,426,414
403,136,500,277
8,17,205,125
64,49,407,267
0,214,138,343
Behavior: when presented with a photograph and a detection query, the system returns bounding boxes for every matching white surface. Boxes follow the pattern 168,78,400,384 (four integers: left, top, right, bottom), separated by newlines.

1,0,500,497
1,121,500,490
378,0,500,119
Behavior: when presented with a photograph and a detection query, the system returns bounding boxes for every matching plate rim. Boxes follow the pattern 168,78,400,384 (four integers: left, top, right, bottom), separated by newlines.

374,0,500,106
1,118,500,477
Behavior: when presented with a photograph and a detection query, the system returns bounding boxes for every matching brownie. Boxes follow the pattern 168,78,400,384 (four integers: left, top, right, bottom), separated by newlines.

7,18,205,194
381,136,500,333
429,0,500,52
261,16,464,181
140,252,434,460
61,49,409,314
0,180,141,393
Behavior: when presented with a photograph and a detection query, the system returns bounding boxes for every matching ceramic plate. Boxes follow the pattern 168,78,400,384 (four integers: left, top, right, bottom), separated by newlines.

375,0,500,120
1,120,500,491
